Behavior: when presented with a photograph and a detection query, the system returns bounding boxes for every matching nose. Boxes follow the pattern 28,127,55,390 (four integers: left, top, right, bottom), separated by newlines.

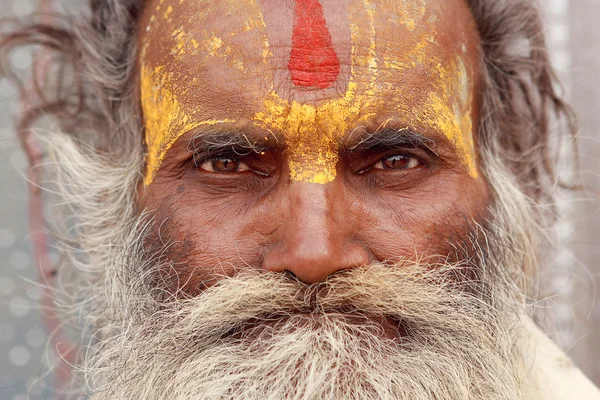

263,181,371,283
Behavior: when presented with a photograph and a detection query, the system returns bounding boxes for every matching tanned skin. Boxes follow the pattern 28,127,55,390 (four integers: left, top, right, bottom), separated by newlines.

137,0,490,293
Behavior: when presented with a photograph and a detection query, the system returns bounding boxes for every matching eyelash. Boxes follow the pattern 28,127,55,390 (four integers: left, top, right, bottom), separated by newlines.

192,149,273,177
193,149,246,168
355,148,428,174
374,154,422,170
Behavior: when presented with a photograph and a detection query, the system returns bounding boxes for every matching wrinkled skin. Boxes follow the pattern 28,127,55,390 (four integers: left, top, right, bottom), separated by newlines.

137,0,490,292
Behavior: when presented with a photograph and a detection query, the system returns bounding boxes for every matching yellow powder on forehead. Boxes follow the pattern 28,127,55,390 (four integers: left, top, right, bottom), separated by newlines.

385,0,426,32
415,58,478,178
142,0,479,185
371,0,478,179
170,26,201,58
252,81,368,184
141,65,234,185
206,36,224,56
142,0,271,185
167,0,271,68
172,28,190,58
164,5,173,20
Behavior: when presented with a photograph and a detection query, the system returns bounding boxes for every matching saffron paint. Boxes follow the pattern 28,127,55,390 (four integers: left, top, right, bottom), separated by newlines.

288,0,340,89
141,0,480,185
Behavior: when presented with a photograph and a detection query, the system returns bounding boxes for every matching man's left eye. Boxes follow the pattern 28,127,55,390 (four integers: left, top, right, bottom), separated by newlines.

374,154,422,170
198,157,250,173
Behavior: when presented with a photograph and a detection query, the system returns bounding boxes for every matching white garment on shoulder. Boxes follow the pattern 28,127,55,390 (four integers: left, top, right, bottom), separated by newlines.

520,316,600,400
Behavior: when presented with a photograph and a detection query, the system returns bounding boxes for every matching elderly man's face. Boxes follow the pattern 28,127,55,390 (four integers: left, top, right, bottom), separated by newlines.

88,2,535,397
137,0,488,290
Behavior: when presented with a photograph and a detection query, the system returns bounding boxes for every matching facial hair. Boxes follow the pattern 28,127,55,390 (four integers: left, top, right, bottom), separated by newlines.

80,237,527,400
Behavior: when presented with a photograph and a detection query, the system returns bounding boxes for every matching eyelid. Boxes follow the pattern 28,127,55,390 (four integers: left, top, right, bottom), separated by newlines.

192,146,259,167
373,154,422,170
192,148,273,177
198,157,250,173
193,152,244,169
356,148,429,175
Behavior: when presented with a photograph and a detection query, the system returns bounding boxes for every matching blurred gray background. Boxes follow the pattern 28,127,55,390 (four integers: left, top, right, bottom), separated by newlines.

0,0,598,398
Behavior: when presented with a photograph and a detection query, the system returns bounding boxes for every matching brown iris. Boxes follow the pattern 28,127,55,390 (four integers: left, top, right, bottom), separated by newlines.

382,155,412,170
212,158,240,172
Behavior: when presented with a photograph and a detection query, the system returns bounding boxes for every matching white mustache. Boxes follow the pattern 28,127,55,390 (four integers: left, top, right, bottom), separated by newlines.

85,261,524,400
149,262,496,344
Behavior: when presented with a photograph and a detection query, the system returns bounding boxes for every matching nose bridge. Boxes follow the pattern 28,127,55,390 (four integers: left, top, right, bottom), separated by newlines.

263,181,370,283
290,182,332,254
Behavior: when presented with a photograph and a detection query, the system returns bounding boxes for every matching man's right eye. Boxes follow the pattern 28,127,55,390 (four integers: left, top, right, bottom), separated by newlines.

198,157,251,173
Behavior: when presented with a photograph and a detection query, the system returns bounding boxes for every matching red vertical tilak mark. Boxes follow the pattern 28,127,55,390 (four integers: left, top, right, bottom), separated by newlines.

288,0,341,89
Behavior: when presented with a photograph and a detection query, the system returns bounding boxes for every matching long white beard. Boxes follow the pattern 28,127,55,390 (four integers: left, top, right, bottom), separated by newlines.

39,127,539,399
82,263,526,400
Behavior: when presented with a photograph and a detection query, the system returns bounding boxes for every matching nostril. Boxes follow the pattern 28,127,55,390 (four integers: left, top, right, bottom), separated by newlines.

263,241,371,284
281,269,300,282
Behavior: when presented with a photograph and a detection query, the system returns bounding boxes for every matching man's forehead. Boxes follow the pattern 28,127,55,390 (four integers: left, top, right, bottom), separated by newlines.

138,0,477,99
137,0,481,184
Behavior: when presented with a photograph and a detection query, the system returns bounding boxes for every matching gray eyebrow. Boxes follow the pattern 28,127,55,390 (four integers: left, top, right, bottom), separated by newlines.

186,126,437,161
345,127,438,156
187,130,281,156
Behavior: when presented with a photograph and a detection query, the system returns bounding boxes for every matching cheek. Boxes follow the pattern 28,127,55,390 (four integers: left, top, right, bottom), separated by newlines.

356,174,489,262
140,161,490,296
167,235,264,296
141,187,269,296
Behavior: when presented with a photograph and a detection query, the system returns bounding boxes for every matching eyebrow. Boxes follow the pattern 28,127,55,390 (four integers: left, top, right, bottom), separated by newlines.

186,125,438,160
187,129,282,159
345,127,439,156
